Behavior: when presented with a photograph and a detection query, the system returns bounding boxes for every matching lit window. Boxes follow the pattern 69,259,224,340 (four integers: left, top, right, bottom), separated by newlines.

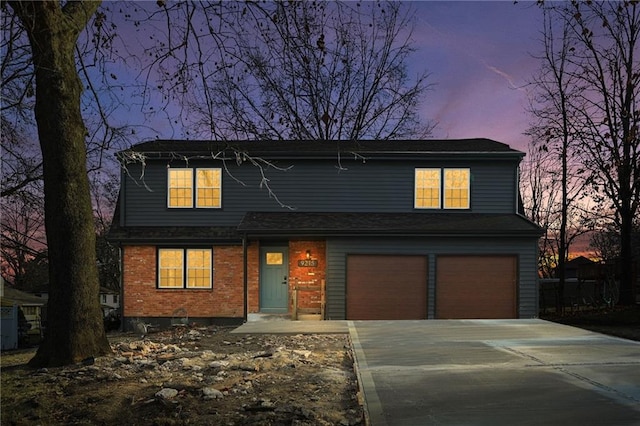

168,169,193,208
444,169,470,209
266,252,283,265
196,169,221,208
168,168,222,208
415,168,441,209
158,249,184,288
187,249,212,288
158,248,213,289
414,168,470,210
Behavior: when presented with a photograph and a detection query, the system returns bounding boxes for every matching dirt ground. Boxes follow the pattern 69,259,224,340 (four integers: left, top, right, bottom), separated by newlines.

3,307,638,426
1,326,363,426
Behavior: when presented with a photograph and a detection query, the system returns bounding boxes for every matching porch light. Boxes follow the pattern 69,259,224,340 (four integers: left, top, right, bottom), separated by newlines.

306,250,311,259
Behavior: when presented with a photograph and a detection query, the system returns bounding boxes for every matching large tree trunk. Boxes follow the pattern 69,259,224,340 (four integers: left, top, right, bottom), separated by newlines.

10,0,111,367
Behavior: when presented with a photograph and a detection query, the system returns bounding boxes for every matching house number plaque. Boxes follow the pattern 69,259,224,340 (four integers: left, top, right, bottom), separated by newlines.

297,259,318,267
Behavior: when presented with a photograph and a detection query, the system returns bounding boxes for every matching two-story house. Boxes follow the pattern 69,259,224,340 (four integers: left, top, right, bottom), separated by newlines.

108,139,543,329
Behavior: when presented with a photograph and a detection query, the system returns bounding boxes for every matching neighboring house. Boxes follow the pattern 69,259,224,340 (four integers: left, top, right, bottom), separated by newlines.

35,287,120,317
99,288,120,316
0,279,47,346
108,139,543,329
561,256,596,279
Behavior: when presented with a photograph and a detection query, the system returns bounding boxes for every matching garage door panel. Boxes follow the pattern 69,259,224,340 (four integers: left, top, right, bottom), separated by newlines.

347,255,427,320
436,256,517,319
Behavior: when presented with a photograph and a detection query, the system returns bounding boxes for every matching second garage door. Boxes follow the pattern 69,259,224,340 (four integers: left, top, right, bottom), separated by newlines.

346,255,427,320
436,255,517,319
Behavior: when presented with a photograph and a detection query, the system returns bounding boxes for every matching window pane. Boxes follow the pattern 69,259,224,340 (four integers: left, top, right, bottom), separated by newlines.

444,169,470,209
159,249,184,288
196,169,221,208
415,168,441,208
187,249,212,288
168,169,193,208
266,252,283,265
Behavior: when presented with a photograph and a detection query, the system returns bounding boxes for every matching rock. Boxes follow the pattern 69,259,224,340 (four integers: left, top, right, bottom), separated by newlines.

155,388,179,399
202,387,224,400
187,330,202,340
244,398,276,411
293,350,312,358
252,351,273,359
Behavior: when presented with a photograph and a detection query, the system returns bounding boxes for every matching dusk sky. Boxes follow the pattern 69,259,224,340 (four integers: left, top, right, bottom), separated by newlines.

109,1,546,153
408,1,543,152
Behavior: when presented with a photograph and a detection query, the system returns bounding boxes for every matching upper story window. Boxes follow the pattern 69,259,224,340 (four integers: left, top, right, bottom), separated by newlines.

415,168,441,208
443,169,470,209
168,168,221,208
158,248,213,289
415,168,470,209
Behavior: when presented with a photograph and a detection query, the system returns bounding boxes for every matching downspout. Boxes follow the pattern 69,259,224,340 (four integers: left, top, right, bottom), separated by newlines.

118,165,126,330
242,233,248,323
118,245,124,331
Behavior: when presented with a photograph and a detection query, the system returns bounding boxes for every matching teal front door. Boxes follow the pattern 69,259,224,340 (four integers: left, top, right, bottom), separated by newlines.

260,247,289,313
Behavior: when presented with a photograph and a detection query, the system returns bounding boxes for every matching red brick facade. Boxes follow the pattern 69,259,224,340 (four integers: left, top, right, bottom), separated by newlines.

121,240,325,321
289,240,326,313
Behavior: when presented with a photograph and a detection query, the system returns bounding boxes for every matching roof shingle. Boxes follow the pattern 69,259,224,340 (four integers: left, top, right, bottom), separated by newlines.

118,138,523,160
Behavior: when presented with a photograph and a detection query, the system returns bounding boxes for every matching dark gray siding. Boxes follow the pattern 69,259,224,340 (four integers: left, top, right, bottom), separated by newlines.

325,236,538,320
122,157,519,226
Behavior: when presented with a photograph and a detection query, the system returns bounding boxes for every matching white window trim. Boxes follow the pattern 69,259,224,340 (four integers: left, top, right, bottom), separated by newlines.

443,168,470,210
158,248,185,289
167,168,194,209
414,168,441,209
168,168,222,209
158,248,213,289
186,248,213,289
414,168,470,210
195,168,222,209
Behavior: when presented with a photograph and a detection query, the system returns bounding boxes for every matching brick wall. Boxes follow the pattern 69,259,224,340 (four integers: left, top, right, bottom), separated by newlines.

122,240,326,319
247,243,260,313
122,245,246,319
289,240,326,312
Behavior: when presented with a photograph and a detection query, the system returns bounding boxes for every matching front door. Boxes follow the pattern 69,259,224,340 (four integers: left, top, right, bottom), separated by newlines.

260,246,289,313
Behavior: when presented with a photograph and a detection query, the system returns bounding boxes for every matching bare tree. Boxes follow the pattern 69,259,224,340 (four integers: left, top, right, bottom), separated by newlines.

526,8,592,311
0,184,46,287
7,0,112,367
520,144,562,278
534,1,640,305
136,1,434,140
521,140,591,279
1,0,436,367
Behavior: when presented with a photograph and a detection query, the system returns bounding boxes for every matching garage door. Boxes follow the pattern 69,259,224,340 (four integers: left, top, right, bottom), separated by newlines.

346,255,427,320
436,255,517,319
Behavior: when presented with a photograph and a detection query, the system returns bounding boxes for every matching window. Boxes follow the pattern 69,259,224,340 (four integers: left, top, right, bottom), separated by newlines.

196,168,221,208
266,252,283,265
415,168,441,208
168,168,221,208
415,168,470,209
444,169,470,209
158,248,212,289
22,306,38,316
168,169,193,208
101,294,107,303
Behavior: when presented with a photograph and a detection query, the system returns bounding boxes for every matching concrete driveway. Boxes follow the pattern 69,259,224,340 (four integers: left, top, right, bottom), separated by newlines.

349,319,640,426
